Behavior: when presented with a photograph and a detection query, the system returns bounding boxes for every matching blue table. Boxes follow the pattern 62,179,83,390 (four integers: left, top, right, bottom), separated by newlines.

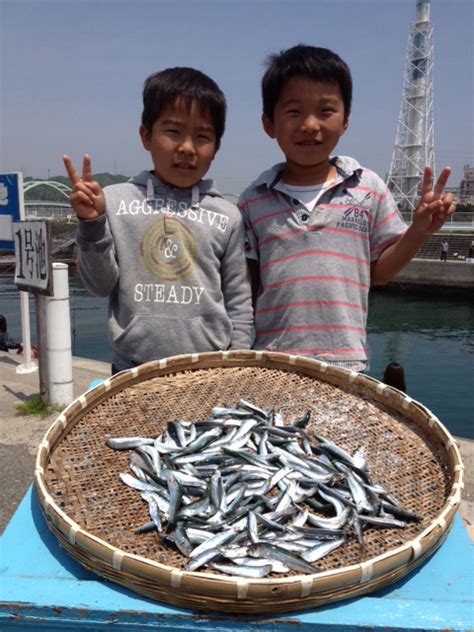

0,487,472,631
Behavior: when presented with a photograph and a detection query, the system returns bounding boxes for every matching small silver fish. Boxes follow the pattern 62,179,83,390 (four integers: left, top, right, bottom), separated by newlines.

107,437,154,450
248,542,316,574
210,562,272,578
109,399,417,577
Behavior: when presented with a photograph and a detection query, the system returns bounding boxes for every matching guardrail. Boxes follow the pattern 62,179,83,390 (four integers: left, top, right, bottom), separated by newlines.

401,211,474,225
25,207,474,226
25,206,75,221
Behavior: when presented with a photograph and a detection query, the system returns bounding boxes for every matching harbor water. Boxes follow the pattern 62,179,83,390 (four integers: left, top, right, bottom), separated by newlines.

0,271,472,439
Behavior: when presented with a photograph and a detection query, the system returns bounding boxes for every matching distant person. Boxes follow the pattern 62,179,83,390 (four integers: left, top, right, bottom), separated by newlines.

469,240,474,260
239,44,456,371
0,314,21,352
63,67,252,375
440,238,449,262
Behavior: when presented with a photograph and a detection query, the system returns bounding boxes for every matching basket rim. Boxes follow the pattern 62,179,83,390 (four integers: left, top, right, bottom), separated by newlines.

34,350,464,601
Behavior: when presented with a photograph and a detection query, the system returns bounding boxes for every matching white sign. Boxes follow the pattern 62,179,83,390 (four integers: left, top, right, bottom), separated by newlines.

13,220,52,295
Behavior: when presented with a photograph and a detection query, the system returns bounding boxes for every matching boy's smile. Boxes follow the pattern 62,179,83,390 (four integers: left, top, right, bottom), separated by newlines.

140,98,217,189
262,77,348,186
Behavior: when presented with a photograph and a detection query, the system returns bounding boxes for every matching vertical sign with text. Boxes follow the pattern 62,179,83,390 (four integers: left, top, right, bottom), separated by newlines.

13,220,53,295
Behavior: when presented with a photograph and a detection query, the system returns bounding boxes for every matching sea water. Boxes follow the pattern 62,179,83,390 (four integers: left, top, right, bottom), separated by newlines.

0,273,472,438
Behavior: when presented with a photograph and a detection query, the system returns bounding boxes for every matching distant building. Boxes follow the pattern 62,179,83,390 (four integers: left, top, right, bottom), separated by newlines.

444,186,459,201
458,165,474,205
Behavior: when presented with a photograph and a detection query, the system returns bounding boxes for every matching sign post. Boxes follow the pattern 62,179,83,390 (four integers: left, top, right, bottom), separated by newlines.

13,219,53,380
4,173,74,405
13,219,73,405
1,172,38,374
13,220,73,405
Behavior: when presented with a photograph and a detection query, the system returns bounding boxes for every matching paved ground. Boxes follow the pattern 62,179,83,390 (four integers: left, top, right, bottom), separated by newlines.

0,351,110,533
0,349,472,539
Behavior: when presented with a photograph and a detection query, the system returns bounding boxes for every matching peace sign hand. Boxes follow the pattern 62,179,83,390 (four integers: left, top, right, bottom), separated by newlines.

412,166,456,235
63,154,106,220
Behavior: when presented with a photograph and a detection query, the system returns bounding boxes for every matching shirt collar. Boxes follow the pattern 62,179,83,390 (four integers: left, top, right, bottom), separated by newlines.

253,156,363,191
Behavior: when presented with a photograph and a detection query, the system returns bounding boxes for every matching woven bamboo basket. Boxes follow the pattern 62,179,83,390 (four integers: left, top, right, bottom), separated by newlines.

35,351,464,614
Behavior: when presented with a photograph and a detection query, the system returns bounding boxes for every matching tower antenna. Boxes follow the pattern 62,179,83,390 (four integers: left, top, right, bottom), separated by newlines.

387,0,435,214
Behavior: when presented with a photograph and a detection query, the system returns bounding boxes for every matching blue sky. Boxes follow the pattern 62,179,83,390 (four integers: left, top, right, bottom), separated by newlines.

1,0,473,196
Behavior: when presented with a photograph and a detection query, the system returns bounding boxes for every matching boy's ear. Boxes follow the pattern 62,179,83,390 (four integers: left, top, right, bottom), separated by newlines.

139,125,151,150
262,113,276,139
341,118,350,136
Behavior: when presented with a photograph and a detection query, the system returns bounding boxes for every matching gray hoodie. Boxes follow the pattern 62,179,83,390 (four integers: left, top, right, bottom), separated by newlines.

76,170,252,365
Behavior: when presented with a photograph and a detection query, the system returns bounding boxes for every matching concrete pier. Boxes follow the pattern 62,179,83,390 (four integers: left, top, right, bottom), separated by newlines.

0,349,472,539
392,258,474,288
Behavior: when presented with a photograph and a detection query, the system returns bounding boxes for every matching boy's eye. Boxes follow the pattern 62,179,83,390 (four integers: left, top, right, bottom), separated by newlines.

285,109,300,116
166,128,179,134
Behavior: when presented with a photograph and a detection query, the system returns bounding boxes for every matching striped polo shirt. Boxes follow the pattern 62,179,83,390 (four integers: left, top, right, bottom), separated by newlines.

239,156,407,369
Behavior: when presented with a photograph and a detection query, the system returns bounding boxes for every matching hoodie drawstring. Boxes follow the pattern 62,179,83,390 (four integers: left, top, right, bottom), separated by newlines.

191,185,200,209
146,178,155,202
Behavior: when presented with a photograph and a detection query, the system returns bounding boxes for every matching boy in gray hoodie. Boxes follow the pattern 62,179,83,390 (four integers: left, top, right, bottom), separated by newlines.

63,67,252,373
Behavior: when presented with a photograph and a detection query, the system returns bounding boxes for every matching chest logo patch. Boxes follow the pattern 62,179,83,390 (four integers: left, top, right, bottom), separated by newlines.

336,207,370,234
139,216,197,281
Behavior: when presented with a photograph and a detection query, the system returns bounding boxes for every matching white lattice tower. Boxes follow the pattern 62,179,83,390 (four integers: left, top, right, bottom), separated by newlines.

387,0,435,213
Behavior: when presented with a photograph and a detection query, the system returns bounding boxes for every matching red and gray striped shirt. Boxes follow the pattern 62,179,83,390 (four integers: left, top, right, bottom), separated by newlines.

239,156,407,370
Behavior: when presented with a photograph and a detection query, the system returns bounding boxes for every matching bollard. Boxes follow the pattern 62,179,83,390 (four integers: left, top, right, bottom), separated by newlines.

382,362,407,393
44,262,73,406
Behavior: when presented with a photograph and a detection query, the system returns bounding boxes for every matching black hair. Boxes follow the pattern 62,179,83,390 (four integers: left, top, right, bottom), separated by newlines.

262,44,352,122
141,67,226,150
0,315,6,333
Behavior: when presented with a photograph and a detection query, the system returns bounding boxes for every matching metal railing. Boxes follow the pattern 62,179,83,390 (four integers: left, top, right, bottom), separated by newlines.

24,204,474,227
25,206,75,221
400,211,474,226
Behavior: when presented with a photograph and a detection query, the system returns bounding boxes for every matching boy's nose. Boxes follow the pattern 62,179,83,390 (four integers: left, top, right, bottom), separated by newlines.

178,137,196,155
301,114,320,132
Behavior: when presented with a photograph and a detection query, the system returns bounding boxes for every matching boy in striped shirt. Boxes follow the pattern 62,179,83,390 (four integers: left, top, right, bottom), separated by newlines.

239,44,455,371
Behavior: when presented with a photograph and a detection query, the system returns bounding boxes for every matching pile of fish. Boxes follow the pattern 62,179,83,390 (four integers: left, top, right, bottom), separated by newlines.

107,400,419,577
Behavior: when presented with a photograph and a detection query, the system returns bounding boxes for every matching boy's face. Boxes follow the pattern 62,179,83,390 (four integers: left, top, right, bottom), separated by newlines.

262,77,348,184
140,98,217,189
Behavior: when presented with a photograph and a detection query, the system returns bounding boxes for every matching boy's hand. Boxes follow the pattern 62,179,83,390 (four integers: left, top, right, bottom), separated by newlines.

412,166,455,235
63,154,106,220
